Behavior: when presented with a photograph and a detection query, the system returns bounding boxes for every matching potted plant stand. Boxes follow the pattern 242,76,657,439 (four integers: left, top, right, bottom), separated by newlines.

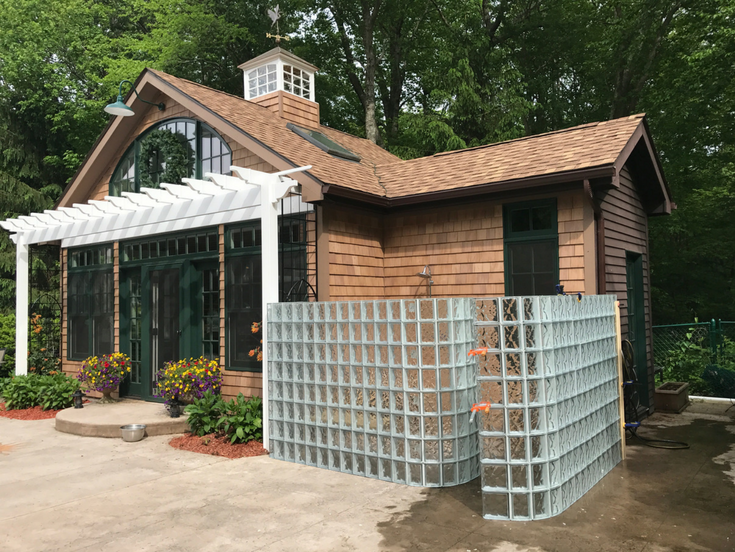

654,382,690,413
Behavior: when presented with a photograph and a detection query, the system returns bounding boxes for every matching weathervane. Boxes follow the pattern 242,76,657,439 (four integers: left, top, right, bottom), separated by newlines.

266,5,290,44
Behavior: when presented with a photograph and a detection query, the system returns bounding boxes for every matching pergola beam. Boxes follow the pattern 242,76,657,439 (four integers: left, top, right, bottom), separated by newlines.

1,166,313,439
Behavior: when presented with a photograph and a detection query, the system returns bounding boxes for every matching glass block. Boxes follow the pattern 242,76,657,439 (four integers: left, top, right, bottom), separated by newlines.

483,493,508,518
482,464,507,489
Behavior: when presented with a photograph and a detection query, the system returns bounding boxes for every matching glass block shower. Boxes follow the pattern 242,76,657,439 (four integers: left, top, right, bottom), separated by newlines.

267,298,480,487
267,295,622,521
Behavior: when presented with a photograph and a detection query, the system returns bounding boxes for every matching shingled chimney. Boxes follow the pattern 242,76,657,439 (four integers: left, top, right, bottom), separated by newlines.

239,48,320,129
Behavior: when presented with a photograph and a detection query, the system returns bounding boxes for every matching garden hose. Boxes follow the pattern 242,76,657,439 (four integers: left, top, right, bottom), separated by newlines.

621,339,690,450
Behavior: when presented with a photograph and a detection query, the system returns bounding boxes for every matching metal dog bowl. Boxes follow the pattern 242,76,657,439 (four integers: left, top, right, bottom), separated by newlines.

120,424,147,442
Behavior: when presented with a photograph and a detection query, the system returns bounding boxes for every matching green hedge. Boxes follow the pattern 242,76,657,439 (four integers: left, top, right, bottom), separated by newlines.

1,373,80,410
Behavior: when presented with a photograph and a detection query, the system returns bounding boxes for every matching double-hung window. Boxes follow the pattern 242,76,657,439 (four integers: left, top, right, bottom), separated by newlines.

503,200,559,296
67,245,114,359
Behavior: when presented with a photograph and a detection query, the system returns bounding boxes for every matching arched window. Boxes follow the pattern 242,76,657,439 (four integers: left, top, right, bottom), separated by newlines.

110,118,232,196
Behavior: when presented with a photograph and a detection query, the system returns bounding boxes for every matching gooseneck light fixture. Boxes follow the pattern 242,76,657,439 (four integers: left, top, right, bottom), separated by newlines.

104,80,165,117
416,265,434,298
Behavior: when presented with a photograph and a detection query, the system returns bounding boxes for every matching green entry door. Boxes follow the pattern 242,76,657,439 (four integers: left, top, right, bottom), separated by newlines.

150,268,181,395
626,252,649,408
121,261,218,400
123,266,183,400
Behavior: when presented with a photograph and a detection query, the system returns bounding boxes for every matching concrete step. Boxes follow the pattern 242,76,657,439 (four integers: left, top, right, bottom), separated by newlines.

55,399,189,438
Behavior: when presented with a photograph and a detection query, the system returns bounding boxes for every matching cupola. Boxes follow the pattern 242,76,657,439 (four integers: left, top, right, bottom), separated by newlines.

238,47,320,129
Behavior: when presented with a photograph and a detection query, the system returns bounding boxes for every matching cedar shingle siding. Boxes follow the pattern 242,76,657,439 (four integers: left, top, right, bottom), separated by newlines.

53,69,669,401
601,166,655,406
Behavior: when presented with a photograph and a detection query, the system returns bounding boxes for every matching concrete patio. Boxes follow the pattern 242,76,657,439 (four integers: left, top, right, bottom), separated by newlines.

1,402,734,552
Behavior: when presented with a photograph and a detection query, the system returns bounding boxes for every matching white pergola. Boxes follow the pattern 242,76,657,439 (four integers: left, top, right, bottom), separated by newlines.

0,165,310,445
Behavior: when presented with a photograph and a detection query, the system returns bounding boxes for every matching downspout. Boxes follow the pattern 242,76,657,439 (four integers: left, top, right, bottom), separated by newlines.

584,179,606,295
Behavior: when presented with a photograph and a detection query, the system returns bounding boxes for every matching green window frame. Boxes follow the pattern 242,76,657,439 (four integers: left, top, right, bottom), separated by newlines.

110,118,232,196
225,215,309,372
503,199,559,296
67,244,115,360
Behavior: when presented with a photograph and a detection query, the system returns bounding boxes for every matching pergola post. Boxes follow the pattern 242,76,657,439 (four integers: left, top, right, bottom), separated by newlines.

15,239,29,375
259,174,279,451
231,165,309,451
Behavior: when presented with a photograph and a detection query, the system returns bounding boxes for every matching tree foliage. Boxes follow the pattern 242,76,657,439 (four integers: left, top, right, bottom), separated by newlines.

0,0,733,322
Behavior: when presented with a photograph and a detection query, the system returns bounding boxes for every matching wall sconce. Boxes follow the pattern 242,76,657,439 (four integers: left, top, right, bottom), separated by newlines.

416,265,434,297
104,80,165,117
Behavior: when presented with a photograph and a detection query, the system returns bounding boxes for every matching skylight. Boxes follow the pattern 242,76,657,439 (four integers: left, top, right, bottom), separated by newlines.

287,123,361,162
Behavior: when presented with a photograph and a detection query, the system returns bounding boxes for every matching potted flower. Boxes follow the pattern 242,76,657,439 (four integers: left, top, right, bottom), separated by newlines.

77,353,131,403
156,357,222,417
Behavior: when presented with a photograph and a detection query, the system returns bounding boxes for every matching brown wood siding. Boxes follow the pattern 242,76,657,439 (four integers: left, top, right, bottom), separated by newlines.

328,205,385,300
600,165,655,408
381,190,585,298
383,202,504,298
557,191,586,294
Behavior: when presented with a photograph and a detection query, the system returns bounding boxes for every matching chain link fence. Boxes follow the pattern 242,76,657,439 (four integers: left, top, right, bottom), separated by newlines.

652,320,735,398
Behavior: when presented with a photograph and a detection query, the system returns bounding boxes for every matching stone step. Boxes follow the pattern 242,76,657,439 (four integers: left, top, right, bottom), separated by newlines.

55,399,188,438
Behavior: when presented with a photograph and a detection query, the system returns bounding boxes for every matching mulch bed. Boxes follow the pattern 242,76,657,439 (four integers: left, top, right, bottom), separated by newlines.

0,400,89,420
169,433,268,459
0,402,62,420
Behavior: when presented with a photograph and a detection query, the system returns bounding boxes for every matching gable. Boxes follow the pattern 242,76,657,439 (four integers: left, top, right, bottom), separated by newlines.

57,72,324,208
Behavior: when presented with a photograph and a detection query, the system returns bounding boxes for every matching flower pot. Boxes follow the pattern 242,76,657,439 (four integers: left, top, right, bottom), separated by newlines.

654,382,690,413
178,394,195,405
100,387,117,404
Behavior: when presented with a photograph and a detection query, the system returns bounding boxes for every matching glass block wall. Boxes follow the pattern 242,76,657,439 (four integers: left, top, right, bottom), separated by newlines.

267,299,481,486
475,295,621,520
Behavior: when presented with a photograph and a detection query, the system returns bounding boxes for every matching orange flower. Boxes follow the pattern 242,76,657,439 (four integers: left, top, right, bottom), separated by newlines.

248,350,255,357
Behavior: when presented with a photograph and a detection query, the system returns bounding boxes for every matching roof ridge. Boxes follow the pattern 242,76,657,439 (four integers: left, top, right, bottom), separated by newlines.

425,114,645,160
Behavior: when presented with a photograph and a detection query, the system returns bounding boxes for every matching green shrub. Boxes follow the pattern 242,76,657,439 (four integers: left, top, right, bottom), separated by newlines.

2,373,80,410
221,394,263,444
3,375,41,409
0,377,11,398
184,392,263,444
36,373,80,410
185,391,227,436
0,313,16,377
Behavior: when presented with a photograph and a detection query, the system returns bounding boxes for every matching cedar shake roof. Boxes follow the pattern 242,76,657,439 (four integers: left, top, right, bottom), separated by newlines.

60,69,663,212
150,70,398,197
152,71,660,204
374,115,648,199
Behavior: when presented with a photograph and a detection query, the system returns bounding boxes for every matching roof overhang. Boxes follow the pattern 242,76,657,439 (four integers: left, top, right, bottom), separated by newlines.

56,70,324,210
324,117,671,216
323,165,617,208
611,117,672,216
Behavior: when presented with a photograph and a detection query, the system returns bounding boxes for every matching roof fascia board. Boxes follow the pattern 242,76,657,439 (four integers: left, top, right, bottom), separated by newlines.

56,72,152,208
376,166,616,207
148,71,324,202
612,118,671,214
